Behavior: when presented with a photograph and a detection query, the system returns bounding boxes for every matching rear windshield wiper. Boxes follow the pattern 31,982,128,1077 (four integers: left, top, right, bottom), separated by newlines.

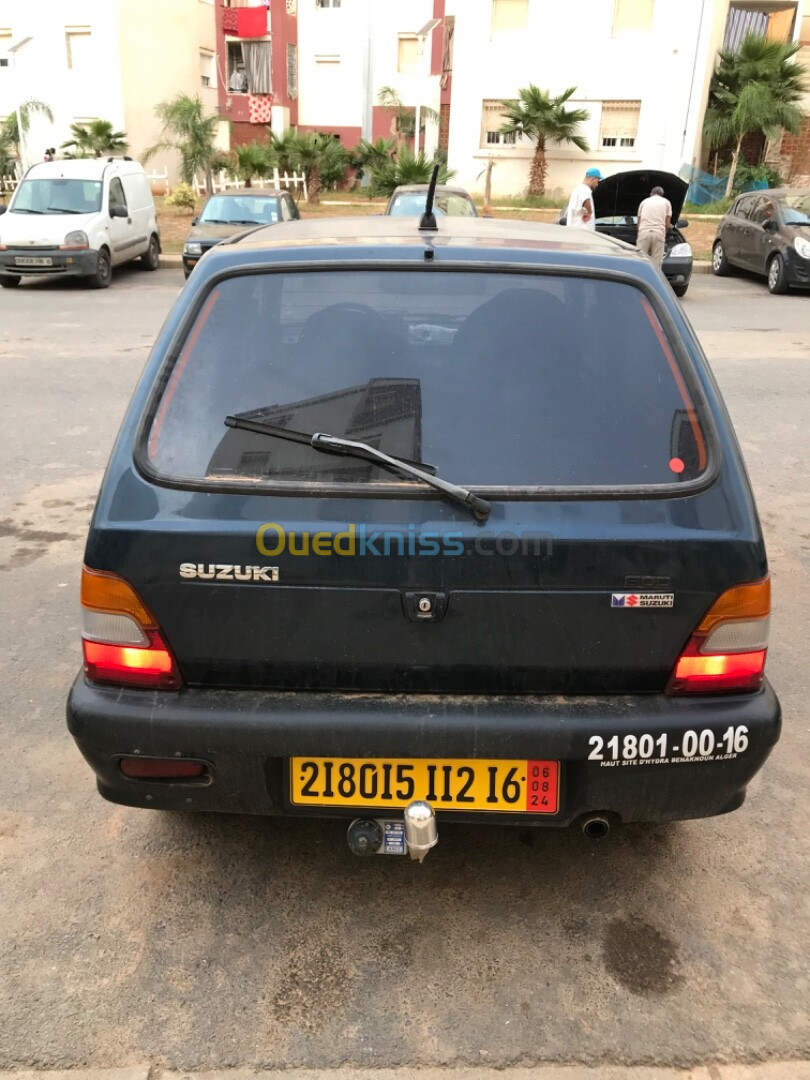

224,415,491,522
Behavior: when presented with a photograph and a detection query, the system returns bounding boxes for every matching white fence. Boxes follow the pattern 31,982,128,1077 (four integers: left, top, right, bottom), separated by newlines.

146,166,170,195
1,166,21,195
193,167,308,201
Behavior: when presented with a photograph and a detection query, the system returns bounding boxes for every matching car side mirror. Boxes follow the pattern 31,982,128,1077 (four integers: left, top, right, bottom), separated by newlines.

110,204,128,218
676,218,688,229
0,204,6,215
191,217,198,226
763,218,778,232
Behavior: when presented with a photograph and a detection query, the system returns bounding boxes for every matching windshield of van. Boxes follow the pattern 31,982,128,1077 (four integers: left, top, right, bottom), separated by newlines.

198,195,281,225
11,179,103,215
145,270,709,490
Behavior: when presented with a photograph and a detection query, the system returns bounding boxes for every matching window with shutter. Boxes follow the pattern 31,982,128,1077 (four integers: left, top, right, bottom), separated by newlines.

480,100,518,149
600,101,641,149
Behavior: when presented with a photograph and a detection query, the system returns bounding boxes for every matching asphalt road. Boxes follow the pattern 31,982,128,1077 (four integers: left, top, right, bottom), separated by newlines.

0,267,808,1072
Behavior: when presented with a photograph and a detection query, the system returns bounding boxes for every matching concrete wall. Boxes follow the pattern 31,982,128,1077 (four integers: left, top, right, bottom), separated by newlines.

444,0,732,198
117,0,222,184
0,0,125,171
297,0,439,150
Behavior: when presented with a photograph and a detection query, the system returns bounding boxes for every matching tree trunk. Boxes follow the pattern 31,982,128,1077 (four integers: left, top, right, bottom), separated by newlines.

528,137,547,197
724,136,743,199
245,177,253,188
204,162,214,197
307,165,321,205
482,159,494,217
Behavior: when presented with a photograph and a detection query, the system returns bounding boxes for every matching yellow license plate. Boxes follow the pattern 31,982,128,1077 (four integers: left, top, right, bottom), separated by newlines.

289,757,559,814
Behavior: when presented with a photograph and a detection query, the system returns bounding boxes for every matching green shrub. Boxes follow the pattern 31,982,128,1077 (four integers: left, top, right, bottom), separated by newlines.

369,148,455,197
164,182,197,210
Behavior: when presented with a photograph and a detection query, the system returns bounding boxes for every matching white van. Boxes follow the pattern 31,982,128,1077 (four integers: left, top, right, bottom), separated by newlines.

0,158,160,289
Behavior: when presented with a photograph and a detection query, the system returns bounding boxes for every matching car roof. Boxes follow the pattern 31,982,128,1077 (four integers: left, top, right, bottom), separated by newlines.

390,184,473,197
24,158,143,180
737,188,808,199
226,215,634,258
204,189,285,199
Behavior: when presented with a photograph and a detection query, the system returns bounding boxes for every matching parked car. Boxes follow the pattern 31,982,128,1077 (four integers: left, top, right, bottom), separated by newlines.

67,214,780,856
0,157,159,289
591,169,693,297
712,189,810,294
385,184,478,218
182,189,300,278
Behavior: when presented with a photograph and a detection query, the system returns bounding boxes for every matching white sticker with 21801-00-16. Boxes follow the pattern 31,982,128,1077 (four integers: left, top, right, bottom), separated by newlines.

588,726,750,766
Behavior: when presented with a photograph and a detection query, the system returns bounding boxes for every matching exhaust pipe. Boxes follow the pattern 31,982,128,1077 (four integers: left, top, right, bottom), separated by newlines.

581,814,610,840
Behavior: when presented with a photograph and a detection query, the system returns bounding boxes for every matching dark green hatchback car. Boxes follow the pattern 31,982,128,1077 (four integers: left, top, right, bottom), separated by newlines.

66,214,780,856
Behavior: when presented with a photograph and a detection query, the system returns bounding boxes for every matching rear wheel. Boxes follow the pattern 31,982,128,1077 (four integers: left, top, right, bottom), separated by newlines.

90,248,112,289
712,240,731,276
141,234,160,271
767,254,789,295
0,275,21,288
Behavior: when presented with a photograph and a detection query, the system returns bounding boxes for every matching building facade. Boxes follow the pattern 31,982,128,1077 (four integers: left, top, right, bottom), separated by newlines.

0,0,220,182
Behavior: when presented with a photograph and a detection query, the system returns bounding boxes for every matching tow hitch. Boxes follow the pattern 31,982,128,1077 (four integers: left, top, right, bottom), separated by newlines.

347,800,438,862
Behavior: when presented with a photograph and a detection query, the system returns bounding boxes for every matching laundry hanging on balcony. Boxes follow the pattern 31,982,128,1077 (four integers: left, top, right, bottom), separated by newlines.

237,7,267,38
248,94,274,125
222,8,238,33
242,40,272,94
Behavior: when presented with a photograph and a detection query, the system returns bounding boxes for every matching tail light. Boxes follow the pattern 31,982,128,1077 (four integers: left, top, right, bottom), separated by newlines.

81,566,183,689
667,578,770,694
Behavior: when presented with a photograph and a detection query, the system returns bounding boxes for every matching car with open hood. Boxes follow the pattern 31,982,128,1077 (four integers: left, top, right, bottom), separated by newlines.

592,169,692,297
182,189,300,278
711,189,810,293
66,209,780,859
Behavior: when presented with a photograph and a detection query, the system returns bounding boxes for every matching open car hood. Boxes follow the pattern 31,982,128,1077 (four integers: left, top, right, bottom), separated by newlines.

593,170,688,223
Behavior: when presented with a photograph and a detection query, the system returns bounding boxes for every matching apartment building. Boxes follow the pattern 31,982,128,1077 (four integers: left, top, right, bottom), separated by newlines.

0,0,220,181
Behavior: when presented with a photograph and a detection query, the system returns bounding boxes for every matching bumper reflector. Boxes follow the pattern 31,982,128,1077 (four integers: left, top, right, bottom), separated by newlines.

120,757,206,779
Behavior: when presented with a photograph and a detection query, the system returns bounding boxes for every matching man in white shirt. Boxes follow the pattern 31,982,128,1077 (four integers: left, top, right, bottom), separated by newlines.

636,185,672,266
564,168,602,230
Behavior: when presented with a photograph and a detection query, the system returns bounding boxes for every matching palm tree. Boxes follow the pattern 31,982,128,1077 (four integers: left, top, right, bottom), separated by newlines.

369,147,455,197
1,99,54,161
144,94,221,196
703,33,807,198
499,85,590,196
61,120,128,159
230,141,276,187
287,132,345,204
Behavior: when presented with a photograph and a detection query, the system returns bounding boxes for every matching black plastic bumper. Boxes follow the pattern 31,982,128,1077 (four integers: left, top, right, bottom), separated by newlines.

0,249,99,278
784,249,810,287
66,677,781,827
663,255,693,286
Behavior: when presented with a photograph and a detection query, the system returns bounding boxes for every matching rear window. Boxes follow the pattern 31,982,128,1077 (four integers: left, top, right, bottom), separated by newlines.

144,270,709,491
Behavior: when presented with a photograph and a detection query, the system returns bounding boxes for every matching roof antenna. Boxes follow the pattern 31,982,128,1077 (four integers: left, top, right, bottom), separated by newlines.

419,163,440,232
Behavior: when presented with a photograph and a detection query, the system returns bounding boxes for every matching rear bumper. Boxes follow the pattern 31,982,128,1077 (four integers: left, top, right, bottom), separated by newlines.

66,677,781,827
0,248,99,278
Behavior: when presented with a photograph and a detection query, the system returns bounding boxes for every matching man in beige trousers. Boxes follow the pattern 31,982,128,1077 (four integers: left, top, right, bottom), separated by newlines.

636,185,672,266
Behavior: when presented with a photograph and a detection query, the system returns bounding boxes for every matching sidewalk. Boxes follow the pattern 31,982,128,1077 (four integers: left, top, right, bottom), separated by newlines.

5,1062,810,1080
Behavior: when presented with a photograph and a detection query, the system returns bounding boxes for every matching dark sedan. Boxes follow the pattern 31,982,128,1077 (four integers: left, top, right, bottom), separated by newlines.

712,189,810,293
182,189,300,277
592,170,693,297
